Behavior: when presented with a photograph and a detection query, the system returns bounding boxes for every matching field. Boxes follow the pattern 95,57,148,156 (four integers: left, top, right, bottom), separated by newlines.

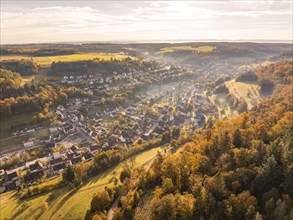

0,112,35,139
0,53,130,67
158,45,216,53
225,79,262,110
0,147,163,220
208,80,263,119
0,112,49,154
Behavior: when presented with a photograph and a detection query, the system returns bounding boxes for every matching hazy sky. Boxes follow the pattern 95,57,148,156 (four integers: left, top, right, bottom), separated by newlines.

1,0,292,44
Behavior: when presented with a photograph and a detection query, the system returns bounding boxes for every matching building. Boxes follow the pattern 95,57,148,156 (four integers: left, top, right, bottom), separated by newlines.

23,141,34,148
24,170,44,185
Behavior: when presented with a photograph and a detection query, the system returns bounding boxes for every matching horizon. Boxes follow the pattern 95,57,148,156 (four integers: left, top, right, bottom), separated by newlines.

1,0,292,44
1,39,292,46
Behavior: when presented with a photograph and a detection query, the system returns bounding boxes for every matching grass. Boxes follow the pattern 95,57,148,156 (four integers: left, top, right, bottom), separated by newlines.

225,79,262,110
0,128,49,154
0,53,130,67
0,146,163,220
158,46,216,53
207,79,263,119
0,112,35,139
0,111,48,154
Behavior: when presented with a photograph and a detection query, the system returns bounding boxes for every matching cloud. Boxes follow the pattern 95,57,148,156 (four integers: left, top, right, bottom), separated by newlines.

0,1,292,44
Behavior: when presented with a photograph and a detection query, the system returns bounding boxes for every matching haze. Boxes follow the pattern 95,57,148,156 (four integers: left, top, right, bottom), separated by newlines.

1,0,292,44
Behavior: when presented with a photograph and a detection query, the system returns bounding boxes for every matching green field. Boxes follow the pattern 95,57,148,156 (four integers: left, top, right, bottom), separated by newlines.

0,53,130,67
0,147,163,220
158,45,216,53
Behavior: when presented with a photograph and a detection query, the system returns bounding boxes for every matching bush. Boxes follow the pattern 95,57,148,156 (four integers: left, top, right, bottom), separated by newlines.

236,72,258,82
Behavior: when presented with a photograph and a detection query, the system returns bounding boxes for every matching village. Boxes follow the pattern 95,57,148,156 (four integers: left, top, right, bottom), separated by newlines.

0,63,215,191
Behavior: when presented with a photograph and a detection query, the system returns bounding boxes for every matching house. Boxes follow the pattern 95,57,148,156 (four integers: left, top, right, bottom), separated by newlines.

4,171,18,183
44,167,54,177
70,145,79,153
24,170,44,184
118,135,126,143
4,180,17,191
49,157,63,166
69,156,84,165
29,161,43,172
63,125,75,134
46,143,56,148
40,135,51,144
53,152,62,159
102,143,110,150
66,152,78,160
23,141,34,148
57,105,65,112
108,136,117,147
84,152,94,160
50,127,59,134
89,144,99,151
52,163,66,173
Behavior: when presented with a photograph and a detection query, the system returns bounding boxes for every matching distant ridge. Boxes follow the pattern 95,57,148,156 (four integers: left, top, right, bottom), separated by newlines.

1,39,292,46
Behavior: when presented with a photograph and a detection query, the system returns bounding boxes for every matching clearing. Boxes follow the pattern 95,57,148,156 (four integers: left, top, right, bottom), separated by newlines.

225,79,262,110
0,146,163,220
208,79,263,119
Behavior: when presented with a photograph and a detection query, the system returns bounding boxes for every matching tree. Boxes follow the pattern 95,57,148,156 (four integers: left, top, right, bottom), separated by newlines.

171,127,181,139
233,129,242,148
91,190,112,212
161,156,181,191
162,178,175,195
22,151,30,162
120,167,131,183
225,191,257,220
91,211,107,220
151,194,176,220
161,131,171,145
176,193,196,220
63,166,75,183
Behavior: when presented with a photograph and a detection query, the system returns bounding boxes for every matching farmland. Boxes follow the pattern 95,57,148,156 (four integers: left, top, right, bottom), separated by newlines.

158,45,216,53
0,53,130,67
0,146,163,220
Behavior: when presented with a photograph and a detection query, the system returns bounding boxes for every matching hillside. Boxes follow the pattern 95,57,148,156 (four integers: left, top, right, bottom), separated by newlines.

85,60,293,220
207,61,292,119
0,147,164,220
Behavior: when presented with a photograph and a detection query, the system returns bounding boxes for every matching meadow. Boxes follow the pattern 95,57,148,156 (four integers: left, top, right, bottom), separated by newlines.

0,147,163,220
225,79,262,110
158,45,216,53
208,79,263,119
0,53,130,67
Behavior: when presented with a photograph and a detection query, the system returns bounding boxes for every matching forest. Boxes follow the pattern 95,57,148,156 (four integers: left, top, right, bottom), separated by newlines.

0,60,38,76
50,57,159,74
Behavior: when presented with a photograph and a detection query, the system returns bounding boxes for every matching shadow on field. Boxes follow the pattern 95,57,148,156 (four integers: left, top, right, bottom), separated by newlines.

48,186,81,219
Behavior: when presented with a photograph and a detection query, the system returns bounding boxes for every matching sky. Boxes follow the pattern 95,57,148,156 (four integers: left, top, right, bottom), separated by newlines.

1,0,292,44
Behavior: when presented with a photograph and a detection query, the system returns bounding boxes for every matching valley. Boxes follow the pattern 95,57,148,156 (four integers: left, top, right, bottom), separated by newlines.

0,42,292,220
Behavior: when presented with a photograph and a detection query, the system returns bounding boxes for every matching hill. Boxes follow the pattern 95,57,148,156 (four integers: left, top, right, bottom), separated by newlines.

85,60,293,220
